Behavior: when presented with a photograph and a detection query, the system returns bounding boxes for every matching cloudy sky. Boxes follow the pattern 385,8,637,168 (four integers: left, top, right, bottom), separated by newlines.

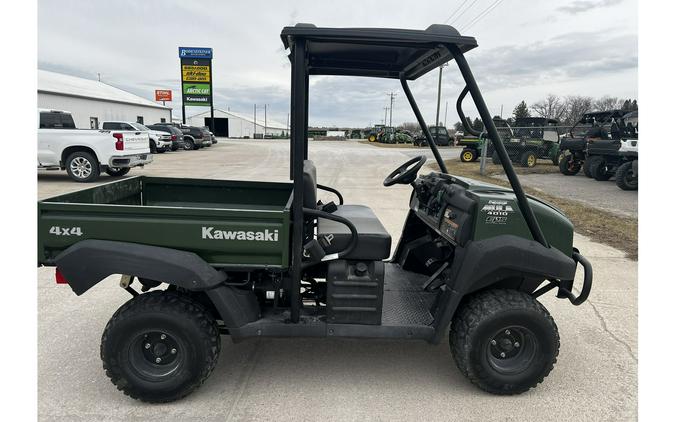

38,0,637,127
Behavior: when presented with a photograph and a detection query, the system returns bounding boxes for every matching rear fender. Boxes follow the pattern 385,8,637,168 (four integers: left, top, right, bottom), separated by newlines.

54,239,226,295
54,240,261,330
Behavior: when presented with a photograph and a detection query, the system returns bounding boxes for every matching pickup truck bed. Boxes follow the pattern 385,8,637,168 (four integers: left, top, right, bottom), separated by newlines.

38,177,293,268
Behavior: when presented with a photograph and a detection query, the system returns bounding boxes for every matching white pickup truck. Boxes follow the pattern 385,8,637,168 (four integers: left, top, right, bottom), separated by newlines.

38,109,152,182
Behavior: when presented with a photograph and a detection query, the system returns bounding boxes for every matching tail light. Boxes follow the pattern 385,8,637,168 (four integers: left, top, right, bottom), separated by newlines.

55,268,68,284
113,133,124,150
171,134,177,141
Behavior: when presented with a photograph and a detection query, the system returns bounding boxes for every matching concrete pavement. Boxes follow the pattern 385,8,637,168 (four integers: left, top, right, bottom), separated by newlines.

38,139,637,421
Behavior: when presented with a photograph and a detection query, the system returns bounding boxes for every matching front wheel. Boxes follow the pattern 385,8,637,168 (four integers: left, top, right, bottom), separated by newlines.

460,148,476,163
101,291,221,403
65,151,100,182
615,161,638,190
184,139,195,150
105,167,131,177
449,290,560,395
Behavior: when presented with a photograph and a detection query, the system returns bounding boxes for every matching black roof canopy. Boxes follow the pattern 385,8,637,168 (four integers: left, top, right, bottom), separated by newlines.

281,24,478,80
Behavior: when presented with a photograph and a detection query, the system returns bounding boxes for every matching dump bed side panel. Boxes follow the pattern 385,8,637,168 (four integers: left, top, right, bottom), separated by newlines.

38,178,292,268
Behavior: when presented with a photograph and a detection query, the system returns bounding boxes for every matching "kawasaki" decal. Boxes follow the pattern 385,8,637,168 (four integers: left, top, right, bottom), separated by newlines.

202,227,279,242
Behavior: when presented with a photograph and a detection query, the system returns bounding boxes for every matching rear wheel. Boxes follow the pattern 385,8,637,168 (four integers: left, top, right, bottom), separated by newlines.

519,151,537,168
590,159,612,181
368,134,376,142
101,291,221,403
582,156,600,178
184,139,195,150
65,151,100,182
559,154,581,175
150,141,157,154
449,289,559,395
460,148,476,163
105,167,131,177
615,161,638,190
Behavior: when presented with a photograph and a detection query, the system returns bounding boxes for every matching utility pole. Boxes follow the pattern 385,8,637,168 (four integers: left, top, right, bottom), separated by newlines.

387,92,397,127
253,104,257,138
444,101,448,127
264,104,267,138
500,104,504,118
383,107,389,125
435,63,447,127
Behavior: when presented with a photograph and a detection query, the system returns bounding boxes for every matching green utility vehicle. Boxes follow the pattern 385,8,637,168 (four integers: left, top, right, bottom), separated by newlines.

488,118,562,168
38,24,592,403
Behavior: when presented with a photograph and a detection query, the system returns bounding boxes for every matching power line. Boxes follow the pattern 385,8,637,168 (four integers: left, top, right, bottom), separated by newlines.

460,0,504,32
450,0,480,26
443,0,469,24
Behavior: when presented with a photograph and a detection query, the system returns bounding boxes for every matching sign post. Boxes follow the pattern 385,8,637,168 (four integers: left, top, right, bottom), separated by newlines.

179,47,214,131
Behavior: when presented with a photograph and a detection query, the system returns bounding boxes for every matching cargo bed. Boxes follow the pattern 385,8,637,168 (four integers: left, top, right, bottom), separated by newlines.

38,177,293,268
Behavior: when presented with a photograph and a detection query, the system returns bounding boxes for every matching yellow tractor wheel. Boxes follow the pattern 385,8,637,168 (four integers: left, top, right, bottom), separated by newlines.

368,134,377,142
460,149,476,162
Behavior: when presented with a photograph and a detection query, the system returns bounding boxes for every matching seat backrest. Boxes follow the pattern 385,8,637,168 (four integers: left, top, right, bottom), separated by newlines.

302,160,317,208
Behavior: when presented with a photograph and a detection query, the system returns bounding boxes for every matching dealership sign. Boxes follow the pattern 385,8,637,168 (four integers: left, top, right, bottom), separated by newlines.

154,89,172,101
179,49,212,107
178,47,213,59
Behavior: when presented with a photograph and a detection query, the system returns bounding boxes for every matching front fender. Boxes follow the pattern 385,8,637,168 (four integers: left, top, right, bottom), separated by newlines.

55,240,226,295
431,235,577,343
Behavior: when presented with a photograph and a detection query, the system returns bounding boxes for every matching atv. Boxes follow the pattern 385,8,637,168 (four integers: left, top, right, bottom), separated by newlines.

38,24,592,403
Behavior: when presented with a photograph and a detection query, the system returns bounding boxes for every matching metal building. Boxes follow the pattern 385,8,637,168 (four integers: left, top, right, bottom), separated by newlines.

38,70,172,129
187,108,288,138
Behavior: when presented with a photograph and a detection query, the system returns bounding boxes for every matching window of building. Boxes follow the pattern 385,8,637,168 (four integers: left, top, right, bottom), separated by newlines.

90,117,99,129
136,116,144,124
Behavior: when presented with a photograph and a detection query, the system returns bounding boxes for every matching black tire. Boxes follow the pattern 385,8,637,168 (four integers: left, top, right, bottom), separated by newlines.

615,161,638,190
559,154,581,175
150,141,157,154
184,138,195,150
460,148,476,163
105,167,131,177
519,151,537,168
171,145,178,152
65,151,100,183
590,159,612,181
582,156,600,178
491,151,501,165
449,289,559,395
101,291,221,403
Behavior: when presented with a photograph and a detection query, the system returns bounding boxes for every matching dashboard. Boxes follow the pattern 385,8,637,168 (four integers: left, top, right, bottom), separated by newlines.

410,173,476,246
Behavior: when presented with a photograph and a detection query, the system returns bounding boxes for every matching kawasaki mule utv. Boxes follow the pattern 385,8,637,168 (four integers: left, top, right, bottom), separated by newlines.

38,24,592,403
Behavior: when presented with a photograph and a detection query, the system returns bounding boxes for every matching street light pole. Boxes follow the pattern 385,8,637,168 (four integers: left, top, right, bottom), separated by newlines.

435,63,448,127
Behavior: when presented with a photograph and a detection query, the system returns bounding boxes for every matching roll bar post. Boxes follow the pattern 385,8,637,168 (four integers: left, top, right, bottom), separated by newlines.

449,46,549,248
400,76,448,174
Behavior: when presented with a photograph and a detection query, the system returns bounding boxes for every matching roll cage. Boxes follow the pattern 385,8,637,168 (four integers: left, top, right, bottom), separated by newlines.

281,23,549,322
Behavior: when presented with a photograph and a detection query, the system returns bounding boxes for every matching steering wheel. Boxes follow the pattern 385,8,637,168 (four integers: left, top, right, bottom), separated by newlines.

383,155,427,186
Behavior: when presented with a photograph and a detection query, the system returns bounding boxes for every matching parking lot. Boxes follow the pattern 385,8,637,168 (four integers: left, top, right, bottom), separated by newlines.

38,139,637,421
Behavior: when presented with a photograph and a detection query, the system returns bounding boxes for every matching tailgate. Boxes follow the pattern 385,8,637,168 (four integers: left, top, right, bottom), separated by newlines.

117,131,150,152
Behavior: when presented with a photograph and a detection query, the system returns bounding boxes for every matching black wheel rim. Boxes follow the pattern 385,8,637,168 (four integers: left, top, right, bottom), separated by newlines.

485,326,538,375
128,330,185,381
